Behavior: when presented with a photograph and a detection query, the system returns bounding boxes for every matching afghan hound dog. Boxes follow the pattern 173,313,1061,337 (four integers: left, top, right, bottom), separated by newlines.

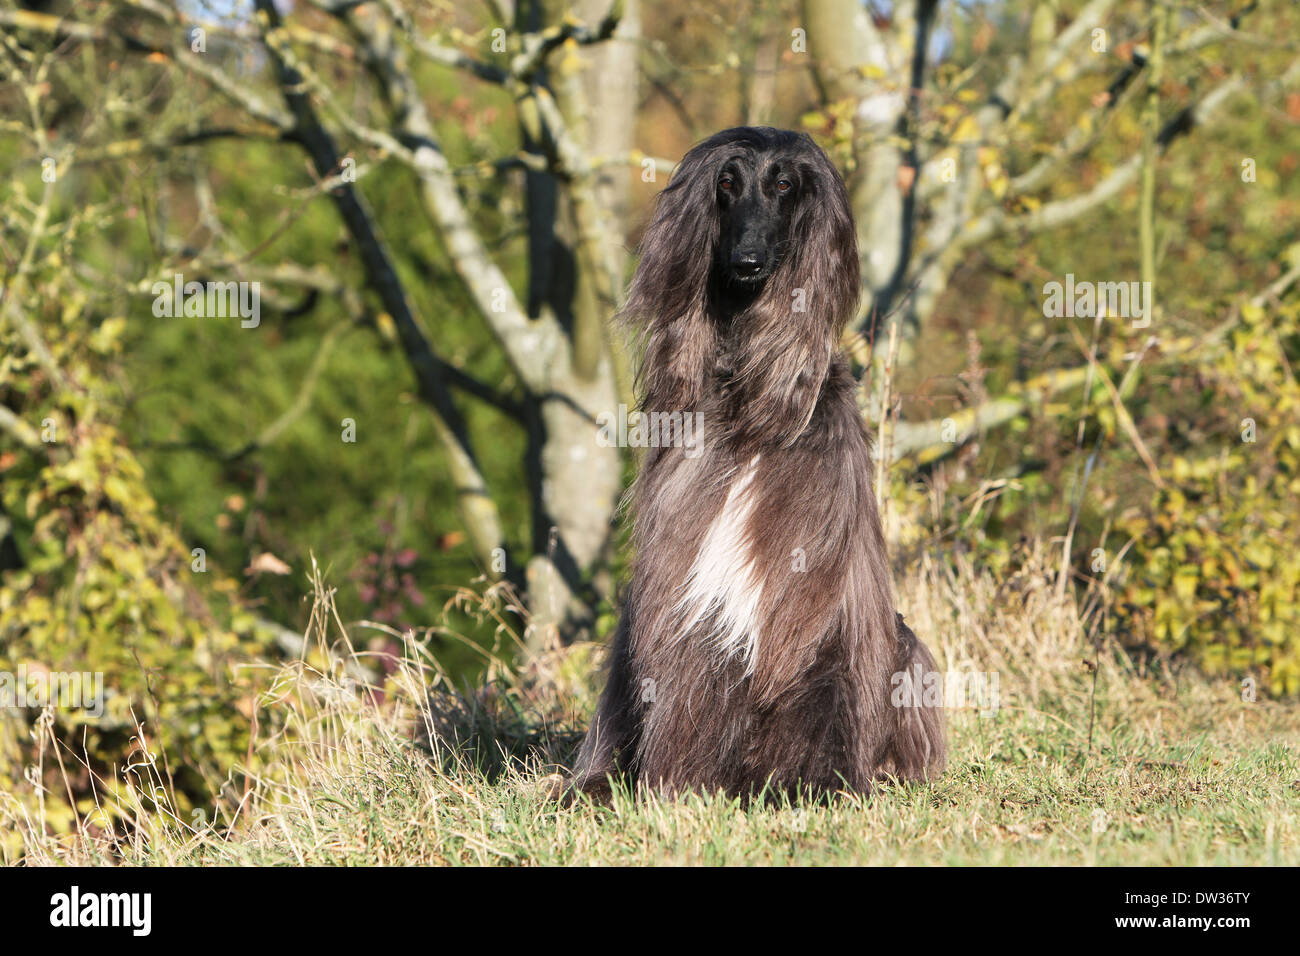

570,126,945,801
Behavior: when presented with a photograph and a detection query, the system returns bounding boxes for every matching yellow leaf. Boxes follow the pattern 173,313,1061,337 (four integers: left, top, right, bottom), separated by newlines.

952,115,980,144
1173,569,1198,601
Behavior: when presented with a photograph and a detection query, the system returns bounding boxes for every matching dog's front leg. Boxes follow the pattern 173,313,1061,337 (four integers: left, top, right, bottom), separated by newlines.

568,615,641,799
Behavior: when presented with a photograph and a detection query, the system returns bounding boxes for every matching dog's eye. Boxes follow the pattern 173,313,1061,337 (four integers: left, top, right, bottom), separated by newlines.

719,176,734,192
776,179,792,193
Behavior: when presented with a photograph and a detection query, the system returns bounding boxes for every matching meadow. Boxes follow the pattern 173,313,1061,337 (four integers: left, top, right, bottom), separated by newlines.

8,545,1294,867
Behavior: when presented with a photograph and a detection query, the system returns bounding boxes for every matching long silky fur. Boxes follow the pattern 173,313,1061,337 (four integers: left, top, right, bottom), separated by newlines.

570,127,946,801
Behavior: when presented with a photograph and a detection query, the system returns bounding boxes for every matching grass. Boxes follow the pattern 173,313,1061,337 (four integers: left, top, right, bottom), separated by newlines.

5,544,1298,866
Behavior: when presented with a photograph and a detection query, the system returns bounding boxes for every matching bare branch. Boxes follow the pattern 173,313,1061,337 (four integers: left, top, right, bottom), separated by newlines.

958,73,1248,250
338,7,567,394
248,0,508,573
0,404,44,452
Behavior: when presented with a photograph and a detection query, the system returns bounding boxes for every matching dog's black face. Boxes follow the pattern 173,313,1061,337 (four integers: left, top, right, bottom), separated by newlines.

714,153,800,288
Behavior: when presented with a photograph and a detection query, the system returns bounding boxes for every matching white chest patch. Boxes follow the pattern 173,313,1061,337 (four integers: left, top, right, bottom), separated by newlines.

674,456,763,674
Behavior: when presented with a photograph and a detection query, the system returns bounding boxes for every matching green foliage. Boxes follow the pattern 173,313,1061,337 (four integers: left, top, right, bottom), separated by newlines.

0,249,268,849
1114,294,1300,696
115,137,530,677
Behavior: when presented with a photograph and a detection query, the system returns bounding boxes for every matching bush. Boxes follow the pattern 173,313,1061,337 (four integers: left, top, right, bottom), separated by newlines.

0,256,268,850
1114,293,1300,695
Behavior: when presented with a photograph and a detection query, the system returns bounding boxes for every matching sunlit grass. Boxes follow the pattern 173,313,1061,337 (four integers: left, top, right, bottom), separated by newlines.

6,546,1297,866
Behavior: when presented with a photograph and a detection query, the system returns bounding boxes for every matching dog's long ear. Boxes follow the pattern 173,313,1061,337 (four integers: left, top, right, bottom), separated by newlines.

731,135,859,446
787,135,860,337
621,141,727,412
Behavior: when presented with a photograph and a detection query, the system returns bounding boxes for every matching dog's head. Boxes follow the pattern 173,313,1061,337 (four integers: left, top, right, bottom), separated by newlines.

625,127,859,431
628,127,858,321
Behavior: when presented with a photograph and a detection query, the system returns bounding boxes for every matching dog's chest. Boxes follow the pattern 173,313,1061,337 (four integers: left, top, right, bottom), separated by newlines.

672,455,765,673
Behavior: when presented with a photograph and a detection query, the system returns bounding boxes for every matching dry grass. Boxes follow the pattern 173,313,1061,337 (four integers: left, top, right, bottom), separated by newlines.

5,538,1297,866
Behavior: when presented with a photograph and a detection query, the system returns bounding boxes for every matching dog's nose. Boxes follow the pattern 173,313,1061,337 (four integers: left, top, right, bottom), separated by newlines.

731,252,765,277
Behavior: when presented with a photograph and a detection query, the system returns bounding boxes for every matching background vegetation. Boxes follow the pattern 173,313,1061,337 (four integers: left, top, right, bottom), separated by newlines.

0,0,1297,863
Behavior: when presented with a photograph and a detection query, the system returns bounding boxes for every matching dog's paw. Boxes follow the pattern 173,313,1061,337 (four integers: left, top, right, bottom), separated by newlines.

533,772,568,801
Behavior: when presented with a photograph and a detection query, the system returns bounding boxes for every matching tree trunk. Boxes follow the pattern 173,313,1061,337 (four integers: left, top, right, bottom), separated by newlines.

520,0,637,651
